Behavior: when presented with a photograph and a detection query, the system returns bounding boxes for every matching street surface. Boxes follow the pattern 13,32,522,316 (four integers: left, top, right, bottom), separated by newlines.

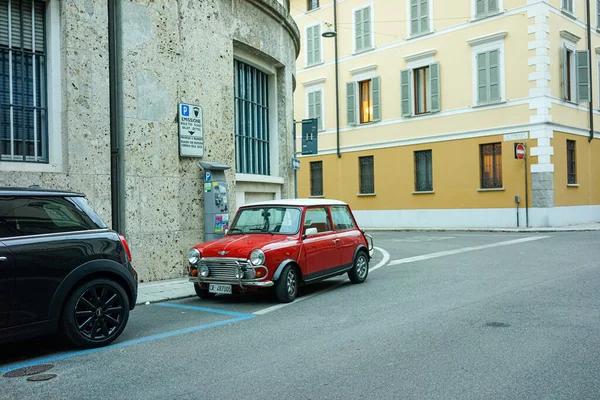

2,231,599,399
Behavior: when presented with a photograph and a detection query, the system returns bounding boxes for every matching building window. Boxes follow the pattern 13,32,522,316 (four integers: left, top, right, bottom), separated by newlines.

401,63,440,117
346,77,381,125
475,0,500,18
310,161,323,196
563,45,590,103
562,0,574,14
359,156,374,194
307,0,319,11
0,0,48,163
306,24,321,67
414,150,433,192
410,0,430,36
567,139,576,184
476,50,501,105
480,143,502,189
307,89,323,131
234,59,270,175
354,5,372,53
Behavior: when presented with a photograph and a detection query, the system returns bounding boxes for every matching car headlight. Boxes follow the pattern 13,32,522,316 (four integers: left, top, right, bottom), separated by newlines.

250,249,265,266
199,265,209,277
188,248,200,265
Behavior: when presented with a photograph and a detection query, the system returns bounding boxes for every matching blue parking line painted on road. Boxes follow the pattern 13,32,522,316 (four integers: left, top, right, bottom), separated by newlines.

155,302,256,318
0,304,255,374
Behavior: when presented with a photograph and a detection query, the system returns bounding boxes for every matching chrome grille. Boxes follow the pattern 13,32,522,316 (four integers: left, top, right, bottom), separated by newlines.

199,258,254,280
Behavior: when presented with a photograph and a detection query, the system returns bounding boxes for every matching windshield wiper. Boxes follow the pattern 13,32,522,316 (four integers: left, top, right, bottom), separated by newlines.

228,228,245,234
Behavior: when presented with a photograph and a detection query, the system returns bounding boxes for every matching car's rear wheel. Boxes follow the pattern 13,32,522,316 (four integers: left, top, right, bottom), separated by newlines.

61,278,130,349
348,250,369,284
275,264,298,303
194,283,216,299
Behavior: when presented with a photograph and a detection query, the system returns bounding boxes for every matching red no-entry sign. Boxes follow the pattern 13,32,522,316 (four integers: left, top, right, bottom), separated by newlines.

514,143,526,160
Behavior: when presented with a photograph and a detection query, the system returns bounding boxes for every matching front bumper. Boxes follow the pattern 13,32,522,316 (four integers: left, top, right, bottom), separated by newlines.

189,277,274,287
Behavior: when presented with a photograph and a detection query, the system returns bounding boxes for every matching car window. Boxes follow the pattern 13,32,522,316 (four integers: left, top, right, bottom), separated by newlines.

230,207,301,234
303,207,331,234
331,206,356,231
0,196,104,238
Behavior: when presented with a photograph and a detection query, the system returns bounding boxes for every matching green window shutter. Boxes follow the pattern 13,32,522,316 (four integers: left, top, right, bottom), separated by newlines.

488,0,498,13
314,90,323,130
429,63,440,113
562,45,569,100
362,7,372,50
371,76,381,122
308,91,315,122
355,9,363,52
313,25,321,64
489,49,500,102
410,0,419,35
476,0,485,17
420,0,429,33
346,82,356,125
477,52,488,104
597,0,600,29
576,50,590,102
306,26,314,66
401,69,411,117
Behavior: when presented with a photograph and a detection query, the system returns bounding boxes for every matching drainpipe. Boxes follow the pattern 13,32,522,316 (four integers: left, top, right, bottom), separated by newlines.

587,0,594,142
334,0,341,158
108,0,126,234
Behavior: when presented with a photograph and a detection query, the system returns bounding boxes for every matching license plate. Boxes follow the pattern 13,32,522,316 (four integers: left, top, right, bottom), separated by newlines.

209,284,232,295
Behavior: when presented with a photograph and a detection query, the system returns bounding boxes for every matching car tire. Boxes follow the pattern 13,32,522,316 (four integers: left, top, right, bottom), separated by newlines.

61,278,130,349
194,283,216,299
348,250,369,284
274,264,298,303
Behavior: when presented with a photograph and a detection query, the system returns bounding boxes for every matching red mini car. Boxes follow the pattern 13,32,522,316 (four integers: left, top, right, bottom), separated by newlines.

187,199,374,303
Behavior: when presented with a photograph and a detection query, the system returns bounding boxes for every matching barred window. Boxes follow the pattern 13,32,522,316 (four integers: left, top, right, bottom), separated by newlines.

359,156,374,194
414,150,433,192
567,139,576,184
0,0,47,163
480,143,502,189
234,59,270,175
310,161,323,196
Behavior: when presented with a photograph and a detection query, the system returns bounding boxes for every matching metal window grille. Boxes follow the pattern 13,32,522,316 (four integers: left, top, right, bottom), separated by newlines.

414,150,433,192
307,0,319,11
480,143,502,189
234,59,270,176
310,161,323,196
0,0,47,163
359,156,374,194
567,139,576,184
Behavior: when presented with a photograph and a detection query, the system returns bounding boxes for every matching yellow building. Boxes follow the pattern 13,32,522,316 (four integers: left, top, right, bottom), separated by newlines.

292,0,600,228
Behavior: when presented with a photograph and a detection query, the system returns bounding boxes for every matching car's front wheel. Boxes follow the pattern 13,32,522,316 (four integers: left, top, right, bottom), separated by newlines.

61,278,130,349
194,283,216,299
348,250,369,284
275,264,298,303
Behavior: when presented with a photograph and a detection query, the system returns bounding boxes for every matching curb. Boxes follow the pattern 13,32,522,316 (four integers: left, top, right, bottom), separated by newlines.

364,227,600,233
136,293,195,306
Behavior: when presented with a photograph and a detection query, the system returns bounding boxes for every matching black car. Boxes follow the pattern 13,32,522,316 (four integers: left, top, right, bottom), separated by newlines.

0,187,138,348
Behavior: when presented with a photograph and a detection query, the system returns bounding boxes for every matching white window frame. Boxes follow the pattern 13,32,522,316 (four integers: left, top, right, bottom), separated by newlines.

404,50,436,116
305,83,325,132
233,48,280,178
471,0,503,19
406,0,434,38
563,39,577,103
349,65,377,125
0,0,63,173
469,33,506,107
352,3,375,55
304,22,323,67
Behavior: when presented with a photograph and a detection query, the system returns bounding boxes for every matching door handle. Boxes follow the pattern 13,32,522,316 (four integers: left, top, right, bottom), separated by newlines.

332,239,340,243
0,257,6,262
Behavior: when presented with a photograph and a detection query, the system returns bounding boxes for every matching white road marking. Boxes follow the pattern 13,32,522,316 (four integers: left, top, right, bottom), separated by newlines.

388,236,550,266
392,236,456,243
253,246,390,316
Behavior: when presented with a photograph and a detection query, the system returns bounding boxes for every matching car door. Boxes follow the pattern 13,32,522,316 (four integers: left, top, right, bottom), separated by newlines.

301,207,340,279
0,242,15,329
330,205,362,268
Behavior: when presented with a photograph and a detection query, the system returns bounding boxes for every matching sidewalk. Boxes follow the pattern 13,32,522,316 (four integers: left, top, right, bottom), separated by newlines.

365,222,600,233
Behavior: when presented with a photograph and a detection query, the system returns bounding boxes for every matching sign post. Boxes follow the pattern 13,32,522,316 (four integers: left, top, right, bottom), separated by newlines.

514,142,529,227
178,103,204,158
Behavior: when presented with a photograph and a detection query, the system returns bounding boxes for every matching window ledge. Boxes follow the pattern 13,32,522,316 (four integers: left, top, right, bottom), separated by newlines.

472,100,507,109
309,195,325,198
407,30,434,40
478,188,505,192
470,11,504,22
305,61,324,69
561,10,576,20
567,183,580,187
408,111,440,118
236,173,285,185
306,7,321,13
353,47,376,56
357,193,376,197
412,191,435,195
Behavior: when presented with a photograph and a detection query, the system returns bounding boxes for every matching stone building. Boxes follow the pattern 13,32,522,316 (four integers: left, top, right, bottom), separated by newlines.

0,0,300,282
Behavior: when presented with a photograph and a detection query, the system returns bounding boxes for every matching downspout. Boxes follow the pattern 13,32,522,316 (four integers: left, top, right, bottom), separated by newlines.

587,0,594,142
334,0,341,158
108,0,126,234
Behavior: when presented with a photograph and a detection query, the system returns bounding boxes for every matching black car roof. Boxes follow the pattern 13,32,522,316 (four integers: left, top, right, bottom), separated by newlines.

0,186,86,197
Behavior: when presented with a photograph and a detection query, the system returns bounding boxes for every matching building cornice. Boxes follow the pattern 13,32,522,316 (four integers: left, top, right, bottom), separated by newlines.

403,49,437,62
467,31,507,47
560,30,581,43
247,0,301,57
349,64,377,76
302,77,326,87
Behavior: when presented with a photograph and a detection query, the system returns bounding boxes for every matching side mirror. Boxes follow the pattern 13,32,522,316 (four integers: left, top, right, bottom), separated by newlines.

224,229,229,235
305,227,318,237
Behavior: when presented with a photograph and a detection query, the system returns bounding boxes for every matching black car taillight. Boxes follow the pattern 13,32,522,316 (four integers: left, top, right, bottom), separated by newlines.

119,234,133,263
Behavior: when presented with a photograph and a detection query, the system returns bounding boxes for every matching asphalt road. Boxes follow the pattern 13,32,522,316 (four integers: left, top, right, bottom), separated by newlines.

2,231,599,399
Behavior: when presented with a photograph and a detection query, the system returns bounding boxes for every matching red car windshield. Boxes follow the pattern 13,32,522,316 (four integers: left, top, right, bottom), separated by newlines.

229,206,302,235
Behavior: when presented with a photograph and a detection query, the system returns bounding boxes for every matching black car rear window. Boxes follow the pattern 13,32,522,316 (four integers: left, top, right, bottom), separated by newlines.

0,196,106,238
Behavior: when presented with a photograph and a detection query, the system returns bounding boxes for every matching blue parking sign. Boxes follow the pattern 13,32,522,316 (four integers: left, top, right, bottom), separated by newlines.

181,104,190,117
